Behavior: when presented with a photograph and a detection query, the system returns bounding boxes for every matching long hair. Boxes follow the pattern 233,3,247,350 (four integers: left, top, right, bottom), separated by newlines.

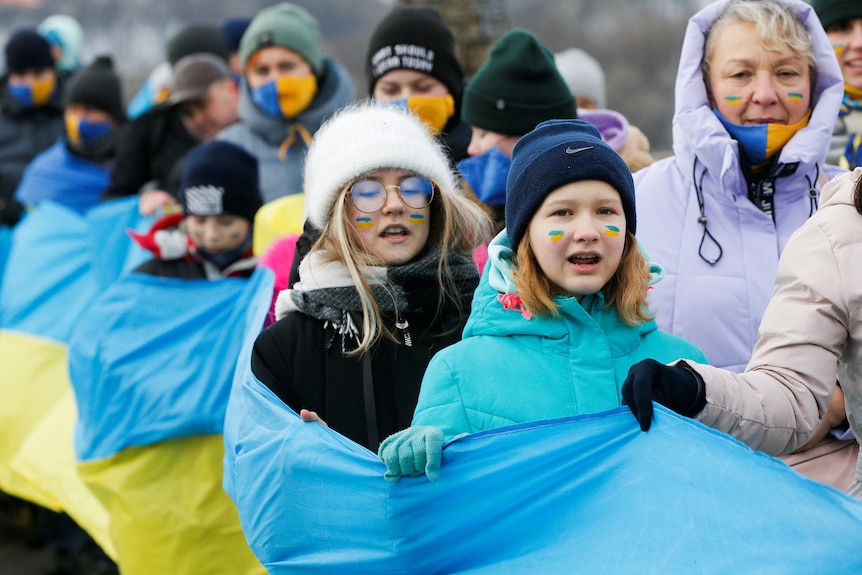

315,173,493,356
512,230,652,325
854,172,862,216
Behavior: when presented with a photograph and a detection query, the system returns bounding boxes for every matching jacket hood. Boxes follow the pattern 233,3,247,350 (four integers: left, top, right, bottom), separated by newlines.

236,56,356,145
672,0,843,177
463,230,662,343
577,108,631,153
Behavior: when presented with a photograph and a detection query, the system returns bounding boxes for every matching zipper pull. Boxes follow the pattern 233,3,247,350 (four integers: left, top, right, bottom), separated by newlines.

395,315,412,347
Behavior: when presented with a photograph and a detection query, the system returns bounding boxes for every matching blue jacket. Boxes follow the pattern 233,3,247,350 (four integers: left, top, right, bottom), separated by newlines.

412,232,707,441
14,140,110,215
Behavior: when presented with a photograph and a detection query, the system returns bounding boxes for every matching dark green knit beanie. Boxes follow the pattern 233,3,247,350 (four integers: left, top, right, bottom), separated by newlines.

809,0,862,30
462,28,576,136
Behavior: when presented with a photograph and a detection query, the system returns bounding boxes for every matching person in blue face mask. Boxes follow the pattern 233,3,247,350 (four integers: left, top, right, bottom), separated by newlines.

0,29,65,226
217,2,355,204
14,55,125,216
458,29,578,234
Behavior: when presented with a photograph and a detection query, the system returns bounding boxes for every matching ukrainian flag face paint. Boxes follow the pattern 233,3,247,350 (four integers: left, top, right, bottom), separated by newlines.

251,74,318,119
355,216,375,229
8,73,57,108
345,168,432,266
527,180,626,301
826,19,862,92
707,21,811,131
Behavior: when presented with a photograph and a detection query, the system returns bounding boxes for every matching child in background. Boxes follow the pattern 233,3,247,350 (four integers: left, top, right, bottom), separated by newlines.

379,119,706,481
131,140,261,280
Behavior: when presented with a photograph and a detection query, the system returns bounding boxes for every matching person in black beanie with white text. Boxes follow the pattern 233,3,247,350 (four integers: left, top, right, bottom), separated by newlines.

14,55,125,215
0,29,65,226
366,5,471,164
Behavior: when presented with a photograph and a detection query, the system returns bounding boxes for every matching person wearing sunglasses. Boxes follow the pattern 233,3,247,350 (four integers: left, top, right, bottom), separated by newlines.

246,102,493,450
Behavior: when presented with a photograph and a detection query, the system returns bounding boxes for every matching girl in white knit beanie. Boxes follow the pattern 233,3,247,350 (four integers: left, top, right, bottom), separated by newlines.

250,100,492,450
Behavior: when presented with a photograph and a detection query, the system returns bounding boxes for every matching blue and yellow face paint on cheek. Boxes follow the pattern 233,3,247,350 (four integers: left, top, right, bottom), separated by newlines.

408,214,426,225
355,217,375,229
723,95,743,106
604,225,621,237
548,230,564,243
787,93,805,102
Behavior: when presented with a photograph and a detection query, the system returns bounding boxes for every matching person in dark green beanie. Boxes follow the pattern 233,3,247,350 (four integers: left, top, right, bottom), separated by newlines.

217,2,355,204
810,0,862,169
457,28,577,231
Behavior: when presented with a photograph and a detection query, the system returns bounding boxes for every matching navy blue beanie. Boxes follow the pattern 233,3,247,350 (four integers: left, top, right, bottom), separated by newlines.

5,29,54,74
221,18,252,53
180,141,262,223
506,119,636,250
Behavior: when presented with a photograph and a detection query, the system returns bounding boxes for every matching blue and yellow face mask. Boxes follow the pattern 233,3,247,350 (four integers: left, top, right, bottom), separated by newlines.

714,108,812,170
251,74,318,119
65,112,114,146
8,75,57,108
388,94,455,135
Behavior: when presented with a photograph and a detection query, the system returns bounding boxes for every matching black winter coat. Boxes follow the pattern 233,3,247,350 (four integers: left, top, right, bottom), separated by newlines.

101,103,196,200
252,296,471,451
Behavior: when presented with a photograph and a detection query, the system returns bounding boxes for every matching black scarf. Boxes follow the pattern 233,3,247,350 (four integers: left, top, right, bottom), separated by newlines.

282,245,478,349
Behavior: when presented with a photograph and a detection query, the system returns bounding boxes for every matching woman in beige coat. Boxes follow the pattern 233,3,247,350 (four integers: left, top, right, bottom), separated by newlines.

622,167,862,498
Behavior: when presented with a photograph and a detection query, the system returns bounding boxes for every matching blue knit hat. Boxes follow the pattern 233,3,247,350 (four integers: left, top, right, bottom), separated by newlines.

221,18,252,53
506,119,635,250
180,141,262,223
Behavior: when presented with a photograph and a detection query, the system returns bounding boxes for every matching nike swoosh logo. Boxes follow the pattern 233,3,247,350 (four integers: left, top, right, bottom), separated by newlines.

566,146,594,154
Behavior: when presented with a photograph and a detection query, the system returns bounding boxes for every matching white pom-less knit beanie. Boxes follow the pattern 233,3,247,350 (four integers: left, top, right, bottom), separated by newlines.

303,101,461,230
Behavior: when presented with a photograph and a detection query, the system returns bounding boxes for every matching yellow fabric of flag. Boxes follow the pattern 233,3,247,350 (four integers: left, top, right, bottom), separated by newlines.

0,330,68,509
11,388,117,560
78,434,265,575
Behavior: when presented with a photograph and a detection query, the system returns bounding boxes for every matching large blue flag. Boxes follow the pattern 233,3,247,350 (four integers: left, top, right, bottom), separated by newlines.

70,267,274,462
0,198,148,508
226,374,862,574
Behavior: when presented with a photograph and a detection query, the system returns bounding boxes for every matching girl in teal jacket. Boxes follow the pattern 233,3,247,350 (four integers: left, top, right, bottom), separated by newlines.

379,119,706,481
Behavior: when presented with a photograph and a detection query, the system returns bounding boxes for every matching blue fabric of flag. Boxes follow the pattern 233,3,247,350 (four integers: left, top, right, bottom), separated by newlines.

14,140,111,215
70,268,273,462
225,373,862,574
0,198,146,340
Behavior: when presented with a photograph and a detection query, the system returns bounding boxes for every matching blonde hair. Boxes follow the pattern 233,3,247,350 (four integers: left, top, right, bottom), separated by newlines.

703,0,817,101
512,230,652,325
315,171,493,356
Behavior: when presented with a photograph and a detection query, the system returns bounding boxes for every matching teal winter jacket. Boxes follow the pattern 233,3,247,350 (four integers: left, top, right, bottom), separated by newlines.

412,231,708,441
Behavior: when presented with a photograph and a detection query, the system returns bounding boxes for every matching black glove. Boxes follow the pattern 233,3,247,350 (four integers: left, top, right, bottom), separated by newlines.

622,359,706,431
